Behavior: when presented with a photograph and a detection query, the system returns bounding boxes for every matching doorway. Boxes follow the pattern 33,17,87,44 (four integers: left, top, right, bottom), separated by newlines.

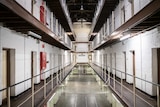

2,50,7,100
2,49,15,100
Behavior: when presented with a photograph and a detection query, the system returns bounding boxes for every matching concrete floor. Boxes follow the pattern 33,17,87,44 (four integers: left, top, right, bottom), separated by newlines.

54,68,112,107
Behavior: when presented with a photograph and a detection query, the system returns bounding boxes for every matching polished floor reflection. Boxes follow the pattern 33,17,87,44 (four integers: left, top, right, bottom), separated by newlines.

51,65,115,107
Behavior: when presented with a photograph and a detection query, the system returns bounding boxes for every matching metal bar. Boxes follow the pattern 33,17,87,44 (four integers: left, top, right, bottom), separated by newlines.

121,72,123,98
51,71,53,90
157,86,160,107
93,62,160,86
102,54,103,79
133,75,136,107
63,55,65,78
17,95,32,107
7,87,10,107
59,65,61,82
57,71,59,85
108,67,110,86
44,73,46,99
0,63,72,107
114,73,115,91
91,63,155,107
31,75,34,107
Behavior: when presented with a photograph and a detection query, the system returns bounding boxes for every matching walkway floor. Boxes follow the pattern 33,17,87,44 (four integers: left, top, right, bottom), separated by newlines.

54,68,112,107
89,63,157,107
1,64,75,107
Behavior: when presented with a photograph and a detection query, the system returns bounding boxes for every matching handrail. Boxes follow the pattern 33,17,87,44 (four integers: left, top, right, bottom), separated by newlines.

0,62,71,92
92,62,160,87
0,62,75,107
90,62,158,107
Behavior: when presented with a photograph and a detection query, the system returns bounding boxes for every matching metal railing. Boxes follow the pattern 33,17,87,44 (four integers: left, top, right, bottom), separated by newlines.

0,62,74,107
90,62,159,107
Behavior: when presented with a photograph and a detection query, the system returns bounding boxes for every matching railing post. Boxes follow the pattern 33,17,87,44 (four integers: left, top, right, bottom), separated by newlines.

56,70,59,85
101,54,103,79
121,72,123,98
31,74,34,107
104,65,106,82
114,71,115,91
7,87,11,107
44,72,46,99
108,67,110,86
133,75,136,107
51,68,53,90
157,85,160,107
64,65,65,78
63,55,64,79
60,65,61,82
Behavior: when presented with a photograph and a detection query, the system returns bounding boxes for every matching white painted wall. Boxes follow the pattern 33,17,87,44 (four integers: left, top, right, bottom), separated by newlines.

73,22,91,42
76,53,88,63
92,26,160,96
0,26,71,105
15,0,32,13
76,43,88,52
64,50,71,66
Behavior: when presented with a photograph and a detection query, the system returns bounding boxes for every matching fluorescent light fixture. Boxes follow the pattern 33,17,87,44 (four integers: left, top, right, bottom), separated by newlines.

80,5,84,10
120,34,130,41
28,31,42,39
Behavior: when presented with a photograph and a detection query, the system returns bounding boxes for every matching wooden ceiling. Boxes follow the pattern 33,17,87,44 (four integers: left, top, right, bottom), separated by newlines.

66,0,98,22
0,0,70,50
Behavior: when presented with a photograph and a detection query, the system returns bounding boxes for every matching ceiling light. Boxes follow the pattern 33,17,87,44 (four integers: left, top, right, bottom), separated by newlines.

28,31,41,39
80,5,84,10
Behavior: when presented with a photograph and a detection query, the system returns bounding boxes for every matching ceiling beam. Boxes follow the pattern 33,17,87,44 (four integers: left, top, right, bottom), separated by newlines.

70,10,94,13
67,3,97,6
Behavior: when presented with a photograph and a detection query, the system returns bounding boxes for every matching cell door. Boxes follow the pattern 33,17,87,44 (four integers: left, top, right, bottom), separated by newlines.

2,49,15,99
